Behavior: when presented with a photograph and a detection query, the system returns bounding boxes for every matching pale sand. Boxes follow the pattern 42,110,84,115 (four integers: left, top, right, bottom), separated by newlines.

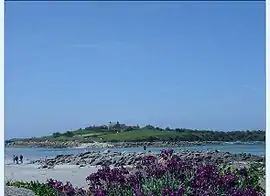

5,164,102,188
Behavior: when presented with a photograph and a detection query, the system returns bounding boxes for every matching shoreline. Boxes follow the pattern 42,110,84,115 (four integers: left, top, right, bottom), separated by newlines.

5,150,266,191
5,140,265,149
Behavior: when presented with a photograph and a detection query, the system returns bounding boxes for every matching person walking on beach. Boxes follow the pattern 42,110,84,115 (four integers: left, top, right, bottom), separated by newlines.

14,155,19,164
13,155,16,164
19,155,23,164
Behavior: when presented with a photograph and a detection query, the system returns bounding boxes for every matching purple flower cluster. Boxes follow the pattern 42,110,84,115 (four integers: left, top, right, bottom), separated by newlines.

86,166,129,187
229,188,263,196
192,163,220,190
220,173,238,189
45,149,264,196
46,178,86,196
161,149,174,159
86,166,138,195
142,155,157,165
161,186,185,196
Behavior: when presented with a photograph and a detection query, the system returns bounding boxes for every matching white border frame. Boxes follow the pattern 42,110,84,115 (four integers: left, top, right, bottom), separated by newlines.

266,0,269,195
0,1,268,196
1,0,4,194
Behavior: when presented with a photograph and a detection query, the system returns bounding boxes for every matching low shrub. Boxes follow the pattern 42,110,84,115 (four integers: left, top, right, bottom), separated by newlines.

6,149,265,196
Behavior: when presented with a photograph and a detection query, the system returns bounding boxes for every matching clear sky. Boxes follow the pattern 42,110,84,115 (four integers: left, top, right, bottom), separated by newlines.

5,2,265,139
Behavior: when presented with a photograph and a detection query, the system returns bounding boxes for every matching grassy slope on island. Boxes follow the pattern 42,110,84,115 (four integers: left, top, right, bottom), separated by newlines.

101,129,265,142
5,125,265,144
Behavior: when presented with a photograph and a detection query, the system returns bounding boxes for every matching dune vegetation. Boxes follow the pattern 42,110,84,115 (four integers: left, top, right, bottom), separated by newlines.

6,149,265,196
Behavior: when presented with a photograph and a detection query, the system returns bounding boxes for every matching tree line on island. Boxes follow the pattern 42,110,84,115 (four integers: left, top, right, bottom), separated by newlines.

50,122,265,143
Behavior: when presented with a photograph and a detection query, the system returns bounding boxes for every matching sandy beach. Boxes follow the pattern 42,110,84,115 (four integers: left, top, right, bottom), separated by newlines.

5,164,101,188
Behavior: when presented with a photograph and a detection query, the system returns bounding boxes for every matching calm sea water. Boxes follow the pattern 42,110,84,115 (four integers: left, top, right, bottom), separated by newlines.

5,144,265,164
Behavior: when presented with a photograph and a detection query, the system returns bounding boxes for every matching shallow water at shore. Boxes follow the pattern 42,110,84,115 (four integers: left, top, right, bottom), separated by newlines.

5,143,265,164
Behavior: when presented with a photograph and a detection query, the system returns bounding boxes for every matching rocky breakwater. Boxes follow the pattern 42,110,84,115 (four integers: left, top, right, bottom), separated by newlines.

76,142,114,149
6,140,80,148
108,141,261,148
31,150,265,169
31,151,144,168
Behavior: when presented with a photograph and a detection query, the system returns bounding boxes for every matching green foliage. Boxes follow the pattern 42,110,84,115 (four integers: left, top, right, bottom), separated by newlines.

143,125,156,130
5,124,265,144
102,129,179,142
247,163,266,191
86,152,265,196
6,180,57,196
141,173,185,195
5,160,265,196
218,163,265,193
63,131,74,137
72,129,110,136
102,129,265,142
52,132,61,138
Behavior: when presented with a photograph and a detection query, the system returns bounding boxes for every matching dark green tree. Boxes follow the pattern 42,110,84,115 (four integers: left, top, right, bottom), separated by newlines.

63,131,74,137
52,132,61,138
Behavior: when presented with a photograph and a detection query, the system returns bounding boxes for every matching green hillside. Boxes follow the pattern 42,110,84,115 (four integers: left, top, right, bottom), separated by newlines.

5,125,265,144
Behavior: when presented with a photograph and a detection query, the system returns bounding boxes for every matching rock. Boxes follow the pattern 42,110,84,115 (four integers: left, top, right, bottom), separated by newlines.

38,165,48,169
91,158,103,166
55,154,65,159
5,186,36,196
112,156,122,164
32,149,265,169
103,149,111,153
127,158,134,165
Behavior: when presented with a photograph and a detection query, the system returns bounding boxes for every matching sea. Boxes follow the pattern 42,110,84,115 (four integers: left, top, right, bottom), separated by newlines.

4,143,265,165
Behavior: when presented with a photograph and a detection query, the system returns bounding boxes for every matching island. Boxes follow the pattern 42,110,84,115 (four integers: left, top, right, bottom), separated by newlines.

5,123,266,196
5,122,265,149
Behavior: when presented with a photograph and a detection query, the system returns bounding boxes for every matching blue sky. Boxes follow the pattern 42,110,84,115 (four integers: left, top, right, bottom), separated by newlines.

5,2,265,139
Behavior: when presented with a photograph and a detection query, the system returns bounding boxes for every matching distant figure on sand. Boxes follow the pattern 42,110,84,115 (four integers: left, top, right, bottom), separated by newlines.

19,155,23,164
143,146,147,151
14,155,18,164
13,155,16,164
